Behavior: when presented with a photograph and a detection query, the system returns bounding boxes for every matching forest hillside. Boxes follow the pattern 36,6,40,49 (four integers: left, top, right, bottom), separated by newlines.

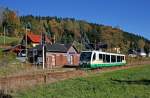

0,7,149,53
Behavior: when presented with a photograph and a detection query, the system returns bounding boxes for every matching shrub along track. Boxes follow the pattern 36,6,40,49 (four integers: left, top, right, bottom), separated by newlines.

0,60,150,93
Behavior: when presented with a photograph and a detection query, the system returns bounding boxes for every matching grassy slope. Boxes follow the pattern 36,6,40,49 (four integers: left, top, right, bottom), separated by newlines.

0,50,28,77
14,64,150,98
0,36,21,45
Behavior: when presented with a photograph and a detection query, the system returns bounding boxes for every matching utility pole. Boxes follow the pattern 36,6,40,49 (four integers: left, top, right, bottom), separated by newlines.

42,32,46,69
25,22,31,63
2,21,7,48
43,44,45,69
81,37,82,52
25,25,28,63
3,26,5,47
80,25,83,52
95,40,96,50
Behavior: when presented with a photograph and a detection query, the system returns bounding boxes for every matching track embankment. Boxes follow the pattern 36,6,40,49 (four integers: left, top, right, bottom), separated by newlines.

0,60,150,92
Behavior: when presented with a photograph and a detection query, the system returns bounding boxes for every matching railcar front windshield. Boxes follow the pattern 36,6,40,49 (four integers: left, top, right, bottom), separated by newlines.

80,52,92,62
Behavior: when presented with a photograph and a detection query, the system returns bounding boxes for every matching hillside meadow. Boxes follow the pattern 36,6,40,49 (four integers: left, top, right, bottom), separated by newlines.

0,36,21,46
14,64,150,98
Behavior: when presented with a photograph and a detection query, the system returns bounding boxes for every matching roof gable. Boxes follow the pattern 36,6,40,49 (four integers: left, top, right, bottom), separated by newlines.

27,33,40,43
46,43,67,53
67,46,78,54
30,43,78,53
65,44,78,53
25,32,51,43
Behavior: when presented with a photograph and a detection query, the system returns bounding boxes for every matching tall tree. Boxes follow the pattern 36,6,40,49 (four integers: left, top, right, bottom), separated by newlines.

2,8,20,36
138,39,145,49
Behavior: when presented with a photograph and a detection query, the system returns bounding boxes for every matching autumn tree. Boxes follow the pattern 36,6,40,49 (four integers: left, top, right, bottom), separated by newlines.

2,8,20,36
138,39,145,49
144,42,150,54
48,19,60,41
0,8,149,54
0,7,5,33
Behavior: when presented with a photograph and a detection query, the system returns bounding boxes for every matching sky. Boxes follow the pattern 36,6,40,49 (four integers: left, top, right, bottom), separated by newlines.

0,0,150,40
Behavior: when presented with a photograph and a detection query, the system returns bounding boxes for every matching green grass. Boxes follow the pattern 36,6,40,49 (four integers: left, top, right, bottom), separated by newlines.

0,48,3,55
0,36,21,45
14,64,150,98
0,38,26,76
0,52,29,77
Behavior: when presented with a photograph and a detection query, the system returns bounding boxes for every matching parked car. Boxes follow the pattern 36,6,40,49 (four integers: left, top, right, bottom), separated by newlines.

128,49,137,57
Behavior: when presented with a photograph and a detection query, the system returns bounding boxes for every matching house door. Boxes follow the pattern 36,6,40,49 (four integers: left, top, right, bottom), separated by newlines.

51,55,56,67
67,55,73,65
70,55,73,65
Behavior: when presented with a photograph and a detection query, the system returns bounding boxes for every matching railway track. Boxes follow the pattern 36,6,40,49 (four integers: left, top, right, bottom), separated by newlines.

0,61,150,92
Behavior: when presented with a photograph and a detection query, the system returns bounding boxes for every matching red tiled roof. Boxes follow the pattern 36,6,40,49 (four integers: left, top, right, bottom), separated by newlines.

27,32,50,43
27,32,40,43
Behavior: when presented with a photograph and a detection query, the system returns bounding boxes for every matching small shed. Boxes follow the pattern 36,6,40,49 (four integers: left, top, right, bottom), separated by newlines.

27,43,79,68
46,43,79,68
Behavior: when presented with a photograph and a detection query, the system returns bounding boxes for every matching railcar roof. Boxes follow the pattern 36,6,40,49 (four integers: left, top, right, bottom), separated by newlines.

81,50,125,56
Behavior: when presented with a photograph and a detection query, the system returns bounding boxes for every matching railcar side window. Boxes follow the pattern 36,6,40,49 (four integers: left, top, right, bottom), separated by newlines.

99,54,102,60
121,56,124,61
111,55,116,62
106,55,110,63
117,56,121,62
103,54,106,62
